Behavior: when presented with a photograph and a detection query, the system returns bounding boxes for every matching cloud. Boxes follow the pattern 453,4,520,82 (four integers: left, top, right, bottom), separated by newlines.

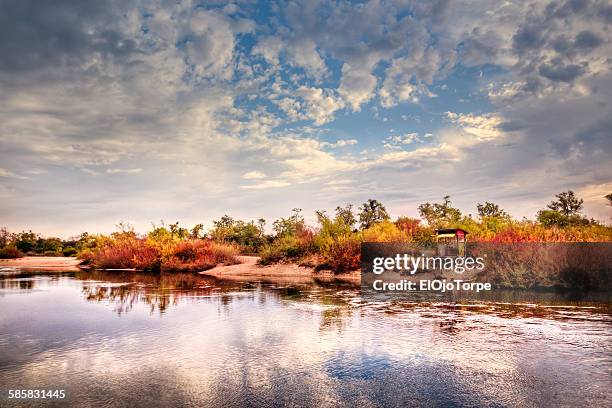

242,171,266,180
252,36,284,65
338,65,378,111
106,168,143,174
0,0,610,236
326,139,358,148
538,61,585,82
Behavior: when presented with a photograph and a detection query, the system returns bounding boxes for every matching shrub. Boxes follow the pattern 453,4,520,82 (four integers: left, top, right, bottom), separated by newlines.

362,220,405,242
81,232,238,272
162,240,238,272
0,246,23,259
324,236,361,273
91,235,161,271
259,228,315,265
62,246,78,257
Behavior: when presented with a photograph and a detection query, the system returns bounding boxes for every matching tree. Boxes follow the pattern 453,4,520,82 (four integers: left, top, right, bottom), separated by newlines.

395,217,421,236
14,231,38,253
0,227,11,248
536,210,589,228
168,222,189,239
547,191,583,216
273,208,305,237
605,193,612,206
358,199,390,229
257,218,266,235
476,202,508,218
417,195,462,227
335,204,356,228
190,223,205,239
210,215,236,241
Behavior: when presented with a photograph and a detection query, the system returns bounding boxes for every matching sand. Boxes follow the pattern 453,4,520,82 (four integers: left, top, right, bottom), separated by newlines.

0,255,360,283
0,256,83,272
200,256,360,284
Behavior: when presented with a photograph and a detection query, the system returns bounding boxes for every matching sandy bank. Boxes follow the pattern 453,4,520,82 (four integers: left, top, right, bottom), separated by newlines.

0,256,83,272
200,256,360,284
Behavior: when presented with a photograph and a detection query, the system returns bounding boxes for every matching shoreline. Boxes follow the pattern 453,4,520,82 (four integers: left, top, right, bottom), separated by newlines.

0,256,360,283
199,256,361,284
0,256,83,272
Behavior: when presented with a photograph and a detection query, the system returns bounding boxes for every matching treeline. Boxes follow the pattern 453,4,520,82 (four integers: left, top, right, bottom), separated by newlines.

0,229,80,259
254,191,612,273
1,191,610,274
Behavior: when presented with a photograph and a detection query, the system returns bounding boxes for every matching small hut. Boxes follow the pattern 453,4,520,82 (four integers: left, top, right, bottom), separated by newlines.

435,228,468,257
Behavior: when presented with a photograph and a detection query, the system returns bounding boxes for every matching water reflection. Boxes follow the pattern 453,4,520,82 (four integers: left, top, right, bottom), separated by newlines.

0,271,610,407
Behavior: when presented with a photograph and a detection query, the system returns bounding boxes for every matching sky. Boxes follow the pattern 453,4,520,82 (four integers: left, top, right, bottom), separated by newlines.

0,0,611,237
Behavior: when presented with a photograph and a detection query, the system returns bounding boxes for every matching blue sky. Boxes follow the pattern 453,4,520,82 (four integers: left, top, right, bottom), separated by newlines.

0,0,611,236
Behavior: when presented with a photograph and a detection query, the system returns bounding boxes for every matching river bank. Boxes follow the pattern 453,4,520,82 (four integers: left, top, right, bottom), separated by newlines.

0,256,361,283
199,255,361,283
0,256,83,272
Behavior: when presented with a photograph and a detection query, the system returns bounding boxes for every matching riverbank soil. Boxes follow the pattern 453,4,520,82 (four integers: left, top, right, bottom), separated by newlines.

201,256,360,284
0,256,82,272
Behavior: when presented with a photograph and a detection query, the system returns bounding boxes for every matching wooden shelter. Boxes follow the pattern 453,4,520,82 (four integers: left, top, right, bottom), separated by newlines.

435,228,468,256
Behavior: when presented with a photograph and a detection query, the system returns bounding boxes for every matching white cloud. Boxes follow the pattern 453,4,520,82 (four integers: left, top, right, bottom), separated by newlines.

338,64,378,111
242,171,266,179
183,11,238,80
445,112,504,141
106,168,143,174
286,38,327,79
252,36,284,65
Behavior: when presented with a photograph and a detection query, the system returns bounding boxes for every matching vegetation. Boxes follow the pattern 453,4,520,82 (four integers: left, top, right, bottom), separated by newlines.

78,224,238,272
258,191,611,274
0,228,75,258
1,190,610,280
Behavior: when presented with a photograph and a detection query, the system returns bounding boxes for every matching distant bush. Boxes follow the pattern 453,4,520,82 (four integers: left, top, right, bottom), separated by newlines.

259,230,314,265
80,228,238,272
0,246,23,259
471,243,611,290
162,240,238,272
62,246,78,257
322,236,361,273
362,220,405,242
87,234,160,270
209,215,267,253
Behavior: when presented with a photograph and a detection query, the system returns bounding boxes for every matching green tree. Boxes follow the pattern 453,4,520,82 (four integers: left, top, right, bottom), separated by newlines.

417,195,462,227
14,231,38,253
358,199,390,229
536,210,588,228
210,215,236,241
257,218,266,235
0,227,11,248
210,216,266,252
42,237,63,253
335,204,356,229
169,222,189,239
190,223,205,239
476,202,508,218
273,208,304,237
547,190,583,216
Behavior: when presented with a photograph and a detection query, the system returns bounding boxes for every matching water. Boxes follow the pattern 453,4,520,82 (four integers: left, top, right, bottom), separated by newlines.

0,270,610,407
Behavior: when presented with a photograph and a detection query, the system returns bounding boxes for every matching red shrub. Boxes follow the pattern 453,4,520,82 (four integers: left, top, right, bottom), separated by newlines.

163,240,238,272
90,237,161,271
326,237,361,273
0,246,23,259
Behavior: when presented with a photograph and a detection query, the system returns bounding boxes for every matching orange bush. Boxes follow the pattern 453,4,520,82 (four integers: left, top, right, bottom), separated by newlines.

163,240,238,272
85,236,237,272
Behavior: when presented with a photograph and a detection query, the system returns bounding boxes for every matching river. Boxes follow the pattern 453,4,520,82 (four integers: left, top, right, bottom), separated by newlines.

0,270,610,407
